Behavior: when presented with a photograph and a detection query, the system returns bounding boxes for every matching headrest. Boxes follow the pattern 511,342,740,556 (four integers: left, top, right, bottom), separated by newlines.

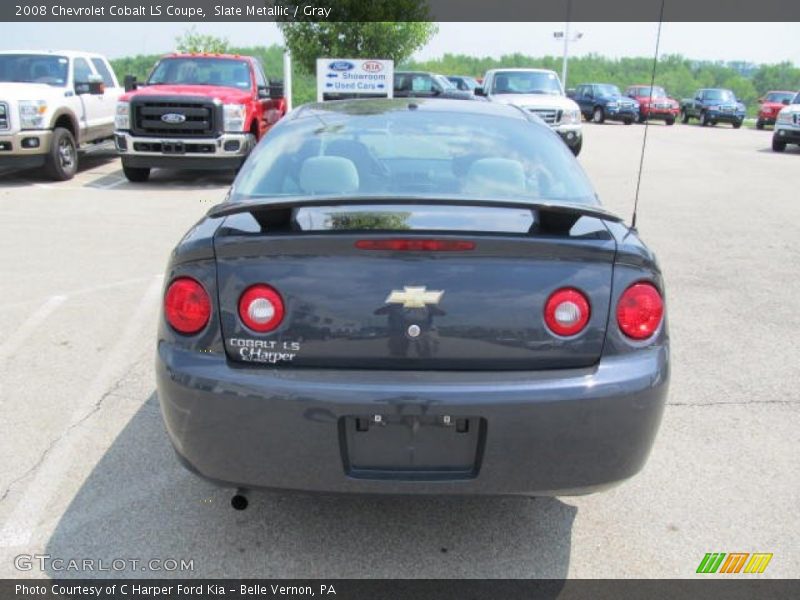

299,156,360,195
464,158,526,197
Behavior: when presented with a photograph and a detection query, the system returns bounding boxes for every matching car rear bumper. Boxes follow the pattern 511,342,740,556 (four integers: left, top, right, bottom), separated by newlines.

156,343,669,496
114,130,252,170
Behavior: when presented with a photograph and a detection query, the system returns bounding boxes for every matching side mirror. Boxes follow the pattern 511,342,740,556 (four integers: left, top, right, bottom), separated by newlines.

76,75,104,95
695,95,702,101
124,75,138,92
268,80,284,100
782,98,791,105
257,86,269,99
474,86,485,97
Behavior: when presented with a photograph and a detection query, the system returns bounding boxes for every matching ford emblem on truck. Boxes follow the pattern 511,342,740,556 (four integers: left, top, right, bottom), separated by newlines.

161,113,186,124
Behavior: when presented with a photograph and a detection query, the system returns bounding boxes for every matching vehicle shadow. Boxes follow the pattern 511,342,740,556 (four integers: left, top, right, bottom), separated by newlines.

44,393,576,579
0,147,118,185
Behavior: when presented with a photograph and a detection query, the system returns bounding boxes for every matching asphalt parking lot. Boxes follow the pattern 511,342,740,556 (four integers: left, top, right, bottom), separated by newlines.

0,121,797,579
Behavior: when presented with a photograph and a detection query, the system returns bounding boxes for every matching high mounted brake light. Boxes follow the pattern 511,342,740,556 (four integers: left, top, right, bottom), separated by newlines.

355,239,476,251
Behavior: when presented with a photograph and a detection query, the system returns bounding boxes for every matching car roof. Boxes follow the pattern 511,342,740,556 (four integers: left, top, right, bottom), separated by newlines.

0,50,107,59
292,97,533,123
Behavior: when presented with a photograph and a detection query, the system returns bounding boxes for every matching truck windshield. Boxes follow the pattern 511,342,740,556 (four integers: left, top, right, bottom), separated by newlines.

492,71,562,95
148,58,251,90
0,54,69,86
636,86,666,98
765,92,795,103
705,90,735,102
595,84,621,97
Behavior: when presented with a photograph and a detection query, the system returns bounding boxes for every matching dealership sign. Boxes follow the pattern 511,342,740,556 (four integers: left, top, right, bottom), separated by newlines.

316,58,394,101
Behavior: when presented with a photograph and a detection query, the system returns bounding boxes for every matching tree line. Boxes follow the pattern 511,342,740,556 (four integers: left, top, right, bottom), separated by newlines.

110,45,800,116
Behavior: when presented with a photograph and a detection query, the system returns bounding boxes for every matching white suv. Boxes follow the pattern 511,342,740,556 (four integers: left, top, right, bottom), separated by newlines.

773,92,800,153
479,68,583,155
0,50,122,180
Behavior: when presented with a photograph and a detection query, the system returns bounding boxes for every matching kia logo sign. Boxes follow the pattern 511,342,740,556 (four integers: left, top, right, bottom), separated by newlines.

328,61,355,72
362,61,383,73
161,113,186,124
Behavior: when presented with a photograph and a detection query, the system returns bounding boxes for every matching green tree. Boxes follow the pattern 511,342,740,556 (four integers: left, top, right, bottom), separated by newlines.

277,0,437,74
175,26,230,54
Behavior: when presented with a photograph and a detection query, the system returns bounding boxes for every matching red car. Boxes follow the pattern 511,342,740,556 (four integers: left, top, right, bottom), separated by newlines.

625,85,680,125
114,53,286,182
757,91,795,130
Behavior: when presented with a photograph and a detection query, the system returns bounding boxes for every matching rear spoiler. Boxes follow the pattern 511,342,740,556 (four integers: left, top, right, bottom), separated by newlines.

207,196,624,224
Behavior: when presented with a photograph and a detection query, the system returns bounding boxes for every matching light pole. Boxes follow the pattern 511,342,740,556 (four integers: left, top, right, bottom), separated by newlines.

553,28,583,90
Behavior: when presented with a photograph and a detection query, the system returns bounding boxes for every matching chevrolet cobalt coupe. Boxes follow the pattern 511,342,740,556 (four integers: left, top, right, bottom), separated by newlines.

156,99,669,502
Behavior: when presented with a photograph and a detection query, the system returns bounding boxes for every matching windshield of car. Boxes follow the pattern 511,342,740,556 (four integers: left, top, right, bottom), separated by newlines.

595,84,621,97
765,92,795,103
434,74,456,90
705,89,735,102
449,76,478,91
492,71,563,95
0,54,69,86
147,58,251,89
635,86,666,98
232,103,597,206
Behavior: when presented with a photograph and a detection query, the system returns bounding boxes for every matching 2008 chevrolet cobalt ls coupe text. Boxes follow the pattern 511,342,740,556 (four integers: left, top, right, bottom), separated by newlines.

156,98,668,501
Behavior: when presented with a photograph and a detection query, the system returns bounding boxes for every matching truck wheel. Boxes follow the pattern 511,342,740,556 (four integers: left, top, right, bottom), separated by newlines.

733,120,742,129
122,164,151,182
699,111,708,127
681,110,690,124
666,116,676,126
44,127,78,181
756,120,764,130
592,107,605,124
772,137,786,152
623,118,634,125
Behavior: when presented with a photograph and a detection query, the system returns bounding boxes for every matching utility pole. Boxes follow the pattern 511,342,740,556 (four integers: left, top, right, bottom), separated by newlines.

553,2,583,91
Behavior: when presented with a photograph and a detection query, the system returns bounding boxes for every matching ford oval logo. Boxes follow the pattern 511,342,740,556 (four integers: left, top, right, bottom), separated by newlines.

328,61,355,72
161,113,186,124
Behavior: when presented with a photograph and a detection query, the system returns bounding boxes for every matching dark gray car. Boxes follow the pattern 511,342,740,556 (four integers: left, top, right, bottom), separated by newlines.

156,98,668,502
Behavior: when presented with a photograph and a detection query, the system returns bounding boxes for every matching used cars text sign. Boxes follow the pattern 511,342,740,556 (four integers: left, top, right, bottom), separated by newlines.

316,58,394,101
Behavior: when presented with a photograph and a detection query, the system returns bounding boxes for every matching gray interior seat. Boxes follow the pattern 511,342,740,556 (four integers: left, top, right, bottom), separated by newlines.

299,156,360,195
464,158,526,197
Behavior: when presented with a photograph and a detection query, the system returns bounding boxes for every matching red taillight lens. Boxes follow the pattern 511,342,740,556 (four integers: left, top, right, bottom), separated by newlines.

164,277,211,335
238,284,285,333
617,282,664,340
355,239,476,251
544,288,591,337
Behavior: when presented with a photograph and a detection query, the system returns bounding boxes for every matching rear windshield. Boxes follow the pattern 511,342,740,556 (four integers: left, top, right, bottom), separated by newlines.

0,54,68,86
232,106,597,206
765,92,794,103
148,57,251,89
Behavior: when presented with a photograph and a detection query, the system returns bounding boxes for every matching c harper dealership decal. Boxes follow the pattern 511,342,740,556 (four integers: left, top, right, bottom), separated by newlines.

228,338,301,363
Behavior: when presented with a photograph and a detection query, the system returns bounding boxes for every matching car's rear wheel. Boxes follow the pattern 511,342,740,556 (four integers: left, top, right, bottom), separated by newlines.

733,120,742,129
592,107,605,124
699,111,709,127
681,110,690,124
772,137,786,152
756,120,764,130
122,163,151,182
665,116,676,126
638,113,647,124
44,127,78,181
623,117,634,125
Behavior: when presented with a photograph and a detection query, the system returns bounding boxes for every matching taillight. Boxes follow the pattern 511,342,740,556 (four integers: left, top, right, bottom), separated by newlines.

355,239,476,251
617,282,664,340
238,284,285,333
544,288,591,337
164,277,211,335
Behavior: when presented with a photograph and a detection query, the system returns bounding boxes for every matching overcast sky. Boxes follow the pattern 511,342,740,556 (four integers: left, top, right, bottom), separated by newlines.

1,22,798,65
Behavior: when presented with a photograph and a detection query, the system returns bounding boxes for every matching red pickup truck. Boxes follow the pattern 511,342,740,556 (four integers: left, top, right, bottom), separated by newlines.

625,84,680,125
114,53,286,182
756,91,795,130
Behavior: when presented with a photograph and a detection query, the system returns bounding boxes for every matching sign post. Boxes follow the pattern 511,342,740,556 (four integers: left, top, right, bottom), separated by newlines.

316,58,394,102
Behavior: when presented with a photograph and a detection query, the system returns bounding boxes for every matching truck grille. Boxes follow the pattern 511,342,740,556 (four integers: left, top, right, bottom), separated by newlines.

0,102,9,131
130,98,220,138
526,108,562,125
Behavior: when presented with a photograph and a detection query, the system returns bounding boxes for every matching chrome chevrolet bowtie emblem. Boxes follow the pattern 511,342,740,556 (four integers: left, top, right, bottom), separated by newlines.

385,286,444,309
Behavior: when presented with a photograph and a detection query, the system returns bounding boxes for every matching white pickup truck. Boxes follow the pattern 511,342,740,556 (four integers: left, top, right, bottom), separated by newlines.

0,50,122,180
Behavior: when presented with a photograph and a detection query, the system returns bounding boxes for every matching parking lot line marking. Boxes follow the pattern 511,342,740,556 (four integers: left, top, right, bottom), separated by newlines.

0,295,66,363
0,276,162,548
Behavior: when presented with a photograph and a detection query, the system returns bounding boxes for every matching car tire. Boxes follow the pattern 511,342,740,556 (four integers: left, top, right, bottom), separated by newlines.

666,116,676,126
638,113,647,124
570,137,583,157
44,127,78,181
733,120,742,129
772,137,786,152
681,110,690,124
122,164,151,182
756,120,764,130
699,111,708,127
592,107,605,124
623,118,634,125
